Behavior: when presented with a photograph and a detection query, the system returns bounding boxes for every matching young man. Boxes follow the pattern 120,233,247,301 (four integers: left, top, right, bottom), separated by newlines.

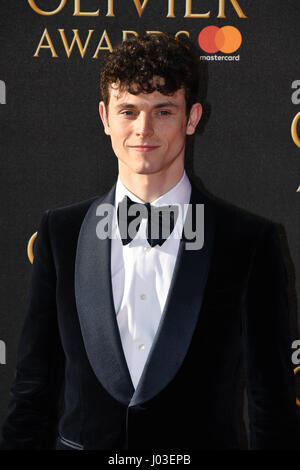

1,33,300,450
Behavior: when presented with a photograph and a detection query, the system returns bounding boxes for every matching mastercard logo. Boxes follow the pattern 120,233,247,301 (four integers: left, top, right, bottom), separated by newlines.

198,26,242,54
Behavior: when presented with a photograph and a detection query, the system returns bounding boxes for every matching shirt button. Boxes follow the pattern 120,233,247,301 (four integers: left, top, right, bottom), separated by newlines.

140,294,147,300
143,246,151,252
138,344,145,350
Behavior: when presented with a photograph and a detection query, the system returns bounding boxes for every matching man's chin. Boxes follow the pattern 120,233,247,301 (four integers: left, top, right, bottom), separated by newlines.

131,166,163,176
118,158,167,176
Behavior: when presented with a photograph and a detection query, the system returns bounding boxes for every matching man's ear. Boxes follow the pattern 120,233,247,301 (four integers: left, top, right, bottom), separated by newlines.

99,101,111,135
186,103,203,135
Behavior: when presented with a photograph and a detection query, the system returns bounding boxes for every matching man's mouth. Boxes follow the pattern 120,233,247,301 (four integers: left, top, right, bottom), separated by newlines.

128,145,160,152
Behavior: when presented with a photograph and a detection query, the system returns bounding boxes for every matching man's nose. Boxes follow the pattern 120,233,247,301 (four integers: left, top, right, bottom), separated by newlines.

135,113,154,137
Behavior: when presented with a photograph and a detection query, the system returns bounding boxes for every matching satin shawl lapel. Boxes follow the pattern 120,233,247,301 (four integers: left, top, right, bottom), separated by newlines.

75,183,135,405
130,183,215,406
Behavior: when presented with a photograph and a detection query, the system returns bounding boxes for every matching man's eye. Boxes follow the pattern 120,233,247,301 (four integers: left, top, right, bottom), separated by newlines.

121,110,134,116
158,110,171,116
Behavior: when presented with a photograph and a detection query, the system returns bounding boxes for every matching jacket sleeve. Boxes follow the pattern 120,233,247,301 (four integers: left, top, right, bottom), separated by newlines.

0,210,65,449
243,222,300,449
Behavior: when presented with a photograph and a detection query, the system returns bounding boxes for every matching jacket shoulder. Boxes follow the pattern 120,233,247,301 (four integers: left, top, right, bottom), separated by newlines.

42,194,105,241
191,181,276,235
202,192,280,251
211,196,276,231
50,195,99,218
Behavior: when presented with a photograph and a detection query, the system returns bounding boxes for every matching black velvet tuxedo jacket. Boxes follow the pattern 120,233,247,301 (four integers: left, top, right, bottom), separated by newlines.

1,180,300,450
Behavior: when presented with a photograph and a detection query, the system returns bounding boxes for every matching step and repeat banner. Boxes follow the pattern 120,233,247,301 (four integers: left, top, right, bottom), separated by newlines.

0,0,300,449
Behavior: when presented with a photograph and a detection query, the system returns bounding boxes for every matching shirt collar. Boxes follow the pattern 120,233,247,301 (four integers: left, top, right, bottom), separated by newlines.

115,170,191,209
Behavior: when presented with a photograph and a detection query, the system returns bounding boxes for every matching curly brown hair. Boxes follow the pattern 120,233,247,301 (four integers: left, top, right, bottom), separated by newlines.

100,33,207,115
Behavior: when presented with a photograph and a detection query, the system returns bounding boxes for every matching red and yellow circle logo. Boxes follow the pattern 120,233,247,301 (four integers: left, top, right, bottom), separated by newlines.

198,26,242,54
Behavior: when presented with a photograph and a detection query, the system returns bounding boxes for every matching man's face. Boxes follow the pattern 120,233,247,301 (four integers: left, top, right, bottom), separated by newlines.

99,81,202,177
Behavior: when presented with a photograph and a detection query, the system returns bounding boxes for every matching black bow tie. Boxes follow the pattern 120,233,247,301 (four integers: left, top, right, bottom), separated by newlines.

117,195,179,247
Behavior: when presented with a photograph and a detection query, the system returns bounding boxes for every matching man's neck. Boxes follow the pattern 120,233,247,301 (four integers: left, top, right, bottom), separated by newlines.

118,165,185,203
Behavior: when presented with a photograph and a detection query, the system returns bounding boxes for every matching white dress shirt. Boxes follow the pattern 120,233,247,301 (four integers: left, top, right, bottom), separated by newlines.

111,170,191,389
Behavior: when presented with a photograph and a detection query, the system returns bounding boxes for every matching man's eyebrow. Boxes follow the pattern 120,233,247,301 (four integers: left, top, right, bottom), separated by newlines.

153,102,179,109
114,101,180,109
114,103,136,109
